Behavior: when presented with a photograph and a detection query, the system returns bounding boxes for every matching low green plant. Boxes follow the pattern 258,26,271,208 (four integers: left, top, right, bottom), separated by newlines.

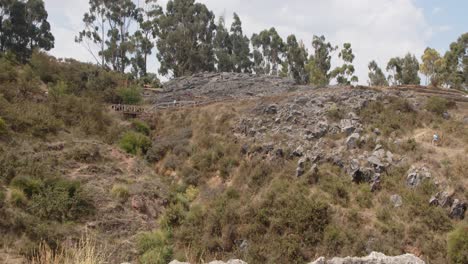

326,104,344,121
10,188,27,207
11,176,92,221
116,86,142,105
355,185,373,208
137,230,173,264
111,184,130,202
119,131,151,155
132,120,151,136
425,96,453,116
447,225,468,264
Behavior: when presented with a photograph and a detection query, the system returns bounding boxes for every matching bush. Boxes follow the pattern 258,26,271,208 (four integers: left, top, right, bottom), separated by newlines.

447,225,468,264
425,97,453,116
359,97,420,136
137,231,173,264
132,120,151,136
119,132,151,155
10,188,27,207
12,176,92,221
355,185,373,208
111,184,130,202
326,104,344,122
49,95,112,136
116,86,142,105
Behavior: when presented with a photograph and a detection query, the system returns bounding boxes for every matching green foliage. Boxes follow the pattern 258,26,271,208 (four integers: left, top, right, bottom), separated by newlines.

331,43,358,85
10,188,27,207
306,35,337,86
386,53,421,85
420,47,446,87
0,0,54,62
447,225,468,264
11,176,92,221
111,184,130,202
230,13,252,73
283,34,309,84
425,97,451,116
326,104,345,121
368,60,388,86
156,0,216,77
132,120,151,136
76,0,139,73
359,97,420,136
116,86,142,105
214,16,233,72
251,27,285,76
443,33,468,89
49,94,112,135
137,230,173,264
119,131,152,155
355,185,373,208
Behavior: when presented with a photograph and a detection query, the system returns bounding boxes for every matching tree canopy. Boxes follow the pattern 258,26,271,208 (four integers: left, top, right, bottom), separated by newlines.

0,0,54,62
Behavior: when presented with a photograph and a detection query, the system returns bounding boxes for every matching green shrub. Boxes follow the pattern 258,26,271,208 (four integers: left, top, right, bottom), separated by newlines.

119,132,152,155
323,225,347,254
10,188,27,207
355,185,373,208
447,225,468,264
137,230,173,264
30,179,92,221
116,86,142,105
359,97,420,136
132,120,151,136
49,94,112,136
11,176,92,221
425,97,453,116
326,104,344,121
111,184,130,202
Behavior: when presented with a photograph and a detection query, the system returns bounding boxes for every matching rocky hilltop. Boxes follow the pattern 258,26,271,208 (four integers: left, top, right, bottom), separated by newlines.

155,72,298,104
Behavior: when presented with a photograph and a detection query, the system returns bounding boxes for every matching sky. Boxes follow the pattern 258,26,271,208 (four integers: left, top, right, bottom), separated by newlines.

43,0,468,84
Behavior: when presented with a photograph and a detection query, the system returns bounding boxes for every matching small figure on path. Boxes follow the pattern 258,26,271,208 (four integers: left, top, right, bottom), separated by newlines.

432,133,440,146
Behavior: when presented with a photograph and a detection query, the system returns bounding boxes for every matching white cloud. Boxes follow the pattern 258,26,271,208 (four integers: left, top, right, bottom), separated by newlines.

45,0,435,84
432,7,442,15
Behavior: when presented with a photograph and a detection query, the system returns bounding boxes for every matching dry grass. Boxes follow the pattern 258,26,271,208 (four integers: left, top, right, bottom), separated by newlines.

31,234,106,264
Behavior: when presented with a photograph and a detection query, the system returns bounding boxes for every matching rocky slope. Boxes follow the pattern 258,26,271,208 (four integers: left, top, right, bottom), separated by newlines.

143,73,467,263
170,252,426,264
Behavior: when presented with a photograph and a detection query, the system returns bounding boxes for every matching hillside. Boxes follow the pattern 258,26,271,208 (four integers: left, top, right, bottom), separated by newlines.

0,60,467,264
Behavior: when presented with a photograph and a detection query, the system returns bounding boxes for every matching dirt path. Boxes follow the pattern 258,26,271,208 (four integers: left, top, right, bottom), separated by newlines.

412,128,466,160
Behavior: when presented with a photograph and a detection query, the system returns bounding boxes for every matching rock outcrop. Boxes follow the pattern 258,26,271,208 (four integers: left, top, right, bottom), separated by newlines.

309,252,425,264
158,72,297,104
169,260,247,264
170,252,425,264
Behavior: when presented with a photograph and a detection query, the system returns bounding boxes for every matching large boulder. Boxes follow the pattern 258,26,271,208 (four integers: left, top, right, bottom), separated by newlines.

406,166,431,188
346,133,360,150
340,119,360,135
390,194,403,208
308,251,425,264
312,121,329,138
449,199,467,220
264,104,278,115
